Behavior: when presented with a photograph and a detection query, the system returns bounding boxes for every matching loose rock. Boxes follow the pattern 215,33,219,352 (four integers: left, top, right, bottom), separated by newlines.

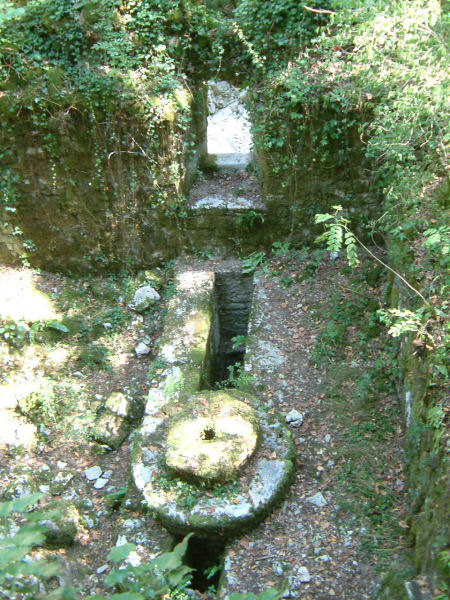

307,492,327,508
85,466,102,481
285,409,304,427
135,341,151,358
129,285,160,313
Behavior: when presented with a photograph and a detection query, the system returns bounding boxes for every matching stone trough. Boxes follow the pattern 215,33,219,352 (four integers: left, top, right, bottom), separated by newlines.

131,264,295,538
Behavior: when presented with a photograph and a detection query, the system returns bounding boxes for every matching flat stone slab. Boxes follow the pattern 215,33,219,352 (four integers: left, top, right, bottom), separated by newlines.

214,152,252,173
131,389,295,538
190,195,261,211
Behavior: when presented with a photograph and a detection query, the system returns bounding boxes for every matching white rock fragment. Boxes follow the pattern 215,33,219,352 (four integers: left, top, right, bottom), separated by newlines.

272,562,284,576
84,466,102,481
307,492,327,508
116,534,127,547
54,471,73,484
93,478,108,490
297,566,311,583
318,555,331,562
103,469,113,479
285,410,304,427
129,285,160,313
38,485,50,494
135,341,151,358
96,565,109,574
126,551,142,568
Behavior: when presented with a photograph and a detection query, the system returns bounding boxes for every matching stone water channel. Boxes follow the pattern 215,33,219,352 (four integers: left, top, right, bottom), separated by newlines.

131,263,296,593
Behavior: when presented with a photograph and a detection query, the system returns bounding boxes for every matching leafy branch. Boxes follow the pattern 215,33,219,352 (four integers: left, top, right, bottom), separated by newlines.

315,205,429,305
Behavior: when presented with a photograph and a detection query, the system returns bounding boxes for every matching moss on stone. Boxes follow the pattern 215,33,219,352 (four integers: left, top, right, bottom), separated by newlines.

39,500,79,548
165,391,260,485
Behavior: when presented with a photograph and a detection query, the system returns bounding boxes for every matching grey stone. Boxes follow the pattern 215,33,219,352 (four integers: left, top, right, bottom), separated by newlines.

272,562,284,576
105,392,130,417
129,285,160,313
53,471,73,485
297,567,311,583
285,410,304,427
135,341,151,357
318,555,331,562
307,492,327,508
96,565,109,574
0,409,37,450
93,478,108,490
85,466,102,481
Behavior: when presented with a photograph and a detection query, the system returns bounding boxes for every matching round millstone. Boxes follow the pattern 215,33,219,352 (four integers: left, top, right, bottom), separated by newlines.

165,391,259,484
131,389,296,538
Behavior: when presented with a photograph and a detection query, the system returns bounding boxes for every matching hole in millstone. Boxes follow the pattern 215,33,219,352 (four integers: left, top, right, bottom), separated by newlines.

201,427,215,441
177,535,226,594
202,272,254,389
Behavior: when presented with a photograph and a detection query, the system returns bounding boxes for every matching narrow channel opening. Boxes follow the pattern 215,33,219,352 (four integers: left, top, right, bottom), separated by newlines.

177,534,226,593
202,272,254,389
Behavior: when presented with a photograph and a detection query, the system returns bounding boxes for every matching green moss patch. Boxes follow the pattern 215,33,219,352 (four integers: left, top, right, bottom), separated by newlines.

165,391,259,485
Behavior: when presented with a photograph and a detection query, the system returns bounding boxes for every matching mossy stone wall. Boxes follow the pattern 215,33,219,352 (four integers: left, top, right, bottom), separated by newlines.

388,264,449,592
0,84,208,271
253,108,382,244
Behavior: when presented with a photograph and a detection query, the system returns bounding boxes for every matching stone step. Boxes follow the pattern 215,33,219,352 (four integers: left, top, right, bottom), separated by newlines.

189,193,265,212
214,152,252,173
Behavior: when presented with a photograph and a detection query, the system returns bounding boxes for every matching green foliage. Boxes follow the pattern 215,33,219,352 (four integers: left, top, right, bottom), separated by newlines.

148,358,167,381
0,493,77,600
0,494,195,600
0,320,29,348
434,550,450,600
229,589,282,600
104,487,128,511
315,205,360,267
77,343,110,369
271,241,290,256
92,534,192,600
241,251,267,274
233,0,331,71
236,210,264,230
224,362,254,390
231,334,246,350
0,318,68,349
163,370,185,400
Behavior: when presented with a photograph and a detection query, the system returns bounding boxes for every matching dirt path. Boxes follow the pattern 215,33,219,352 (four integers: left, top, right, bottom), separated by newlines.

216,254,407,599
